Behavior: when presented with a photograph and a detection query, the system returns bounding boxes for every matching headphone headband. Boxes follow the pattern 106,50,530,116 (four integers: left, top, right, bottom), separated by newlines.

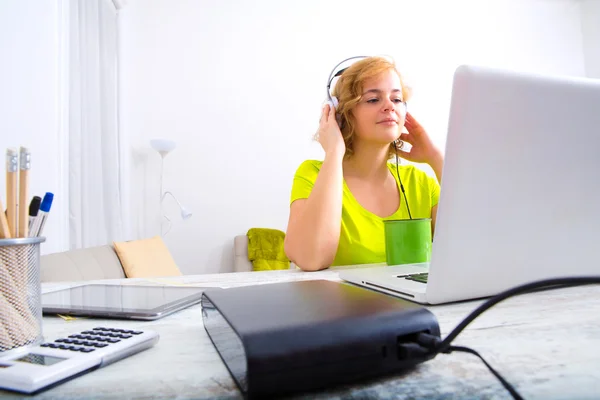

326,56,369,91
326,56,369,107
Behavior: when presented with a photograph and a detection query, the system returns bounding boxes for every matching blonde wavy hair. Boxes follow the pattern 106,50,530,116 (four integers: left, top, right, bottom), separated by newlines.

329,56,412,159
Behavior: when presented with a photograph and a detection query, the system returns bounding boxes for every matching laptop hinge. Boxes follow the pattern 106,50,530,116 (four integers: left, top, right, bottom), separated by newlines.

364,282,415,298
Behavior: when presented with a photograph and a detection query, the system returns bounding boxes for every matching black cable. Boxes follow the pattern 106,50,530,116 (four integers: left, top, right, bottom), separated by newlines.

448,345,524,400
412,277,600,400
413,333,524,400
438,277,600,353
394,145,412,219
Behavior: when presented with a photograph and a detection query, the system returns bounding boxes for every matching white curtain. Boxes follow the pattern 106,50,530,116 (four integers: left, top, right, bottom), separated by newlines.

59,0,130,249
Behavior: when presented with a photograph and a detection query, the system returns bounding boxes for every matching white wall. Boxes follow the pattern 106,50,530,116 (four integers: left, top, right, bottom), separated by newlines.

0,1,66,255
119,0,587,274
581,0,600,78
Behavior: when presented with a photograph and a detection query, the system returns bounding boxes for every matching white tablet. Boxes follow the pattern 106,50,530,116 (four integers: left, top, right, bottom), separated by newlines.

42,284,215,320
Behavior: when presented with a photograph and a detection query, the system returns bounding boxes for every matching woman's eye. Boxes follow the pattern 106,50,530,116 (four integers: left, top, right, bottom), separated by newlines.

393,98,404,103
366,98,379,103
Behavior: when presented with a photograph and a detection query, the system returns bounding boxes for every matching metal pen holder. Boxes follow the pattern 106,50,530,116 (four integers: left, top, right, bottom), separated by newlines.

0,237,45,356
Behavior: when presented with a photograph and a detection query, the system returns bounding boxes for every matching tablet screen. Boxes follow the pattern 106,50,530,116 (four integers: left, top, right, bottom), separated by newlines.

42,284,211,320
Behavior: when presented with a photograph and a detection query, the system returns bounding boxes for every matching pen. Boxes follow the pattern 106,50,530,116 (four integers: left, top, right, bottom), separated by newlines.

30,192,53,238
28,196,41,232
18,147,30,238
6,148,18,238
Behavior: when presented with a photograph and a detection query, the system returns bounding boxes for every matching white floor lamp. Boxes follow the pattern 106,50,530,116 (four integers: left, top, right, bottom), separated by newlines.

150,139,192,235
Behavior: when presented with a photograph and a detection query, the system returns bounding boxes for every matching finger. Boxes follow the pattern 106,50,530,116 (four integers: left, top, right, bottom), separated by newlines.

320,104,329,124
405,112,422,129
396,149,411,160
404,121,420,136
399,133,410,142
328,103,336,122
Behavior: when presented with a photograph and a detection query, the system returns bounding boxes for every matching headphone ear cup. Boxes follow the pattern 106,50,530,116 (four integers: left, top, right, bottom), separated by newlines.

331,96,339,109
330,97,342,127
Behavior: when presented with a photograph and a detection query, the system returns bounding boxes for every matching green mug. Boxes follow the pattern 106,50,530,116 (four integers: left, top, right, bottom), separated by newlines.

383,218,432,265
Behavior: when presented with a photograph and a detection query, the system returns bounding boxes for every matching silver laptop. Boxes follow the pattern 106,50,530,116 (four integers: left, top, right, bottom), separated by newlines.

339,65,600,305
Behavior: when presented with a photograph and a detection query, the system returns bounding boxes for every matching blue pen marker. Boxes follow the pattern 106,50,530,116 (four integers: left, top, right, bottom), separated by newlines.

30,192,53,238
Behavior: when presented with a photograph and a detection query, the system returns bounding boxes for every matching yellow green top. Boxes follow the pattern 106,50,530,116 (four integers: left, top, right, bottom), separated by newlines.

290,160,440,266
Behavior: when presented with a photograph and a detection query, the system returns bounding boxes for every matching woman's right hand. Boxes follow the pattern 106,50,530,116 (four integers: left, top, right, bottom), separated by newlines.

317,104,346,159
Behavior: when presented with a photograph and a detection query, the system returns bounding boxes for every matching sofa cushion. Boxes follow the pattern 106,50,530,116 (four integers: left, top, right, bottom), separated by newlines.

113,236,182,278
40,245,126,282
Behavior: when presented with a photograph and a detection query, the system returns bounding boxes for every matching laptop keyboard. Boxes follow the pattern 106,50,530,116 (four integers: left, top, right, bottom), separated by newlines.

398,273,429,284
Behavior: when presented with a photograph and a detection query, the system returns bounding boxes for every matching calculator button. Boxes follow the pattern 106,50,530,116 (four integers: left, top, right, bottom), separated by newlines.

58,345,70,350
40,343,51,347
67,346,80,351
82,331,96,334
93,327,107,331
130,331,143,335
80,348,95,353
82,341,94,346
63,339,75,344
93,343,108,348
68,334,81,339
117,334,132,339
48,344,59,348
107,339,121,344
55,338,66,343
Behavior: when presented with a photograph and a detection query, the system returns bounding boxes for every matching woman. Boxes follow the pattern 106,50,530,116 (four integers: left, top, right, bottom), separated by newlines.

284,56,443,271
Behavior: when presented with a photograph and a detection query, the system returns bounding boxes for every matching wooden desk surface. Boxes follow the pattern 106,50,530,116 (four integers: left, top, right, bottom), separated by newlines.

2,268,599,399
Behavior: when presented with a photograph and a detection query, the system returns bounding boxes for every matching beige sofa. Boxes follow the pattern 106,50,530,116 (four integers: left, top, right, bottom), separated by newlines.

40,245,126,282
233,235,254,272
41,236,260,282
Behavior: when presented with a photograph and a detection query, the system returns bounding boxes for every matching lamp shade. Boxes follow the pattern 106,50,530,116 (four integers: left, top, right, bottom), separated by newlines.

181,207,193,220
150,139,176,157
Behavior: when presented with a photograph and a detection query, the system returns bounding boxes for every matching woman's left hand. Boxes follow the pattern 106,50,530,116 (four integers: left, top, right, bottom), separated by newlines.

397,112,442,166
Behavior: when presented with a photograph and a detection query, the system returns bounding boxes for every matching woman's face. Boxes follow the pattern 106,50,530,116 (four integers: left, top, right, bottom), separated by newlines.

351,69,407,145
